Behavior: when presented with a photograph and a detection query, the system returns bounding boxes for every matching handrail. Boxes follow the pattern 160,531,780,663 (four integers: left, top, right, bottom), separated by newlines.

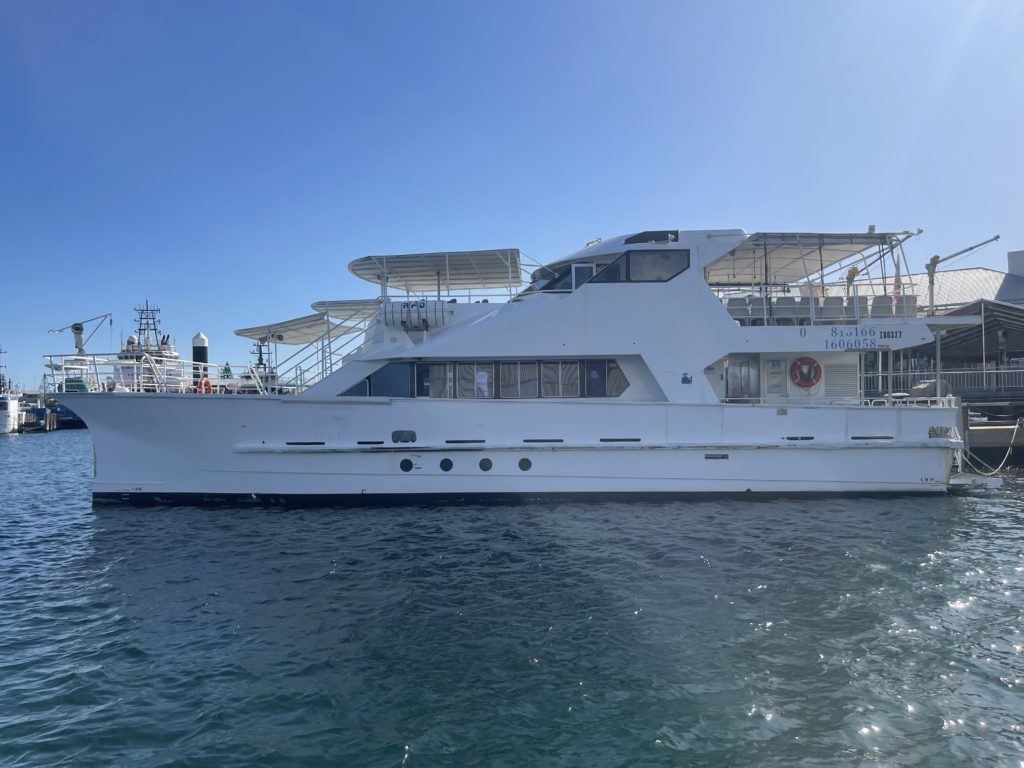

719,283,922,326
244,366,266,395
139,353,167,387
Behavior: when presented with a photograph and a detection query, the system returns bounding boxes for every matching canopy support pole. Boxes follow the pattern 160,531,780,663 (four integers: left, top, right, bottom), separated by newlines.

981,301,987,389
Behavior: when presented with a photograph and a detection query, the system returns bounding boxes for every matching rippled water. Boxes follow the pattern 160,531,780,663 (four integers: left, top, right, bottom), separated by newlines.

3,430,1024,766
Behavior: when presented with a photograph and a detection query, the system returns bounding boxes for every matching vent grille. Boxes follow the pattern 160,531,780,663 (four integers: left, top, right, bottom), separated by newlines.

824,363,859,396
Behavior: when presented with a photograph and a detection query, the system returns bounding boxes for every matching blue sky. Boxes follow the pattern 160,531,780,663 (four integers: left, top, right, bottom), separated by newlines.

1,0,1022,386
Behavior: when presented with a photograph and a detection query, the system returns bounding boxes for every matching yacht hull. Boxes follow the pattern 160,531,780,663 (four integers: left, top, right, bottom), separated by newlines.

60,393,959,504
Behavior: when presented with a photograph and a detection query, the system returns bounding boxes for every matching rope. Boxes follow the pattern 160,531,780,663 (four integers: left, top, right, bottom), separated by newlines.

967,418,1022,476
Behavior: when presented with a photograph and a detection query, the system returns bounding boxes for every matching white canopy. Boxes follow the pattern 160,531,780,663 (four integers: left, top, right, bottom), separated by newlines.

309,298,384,323
704,232,913,286
348,249,522,292
234,313,357,345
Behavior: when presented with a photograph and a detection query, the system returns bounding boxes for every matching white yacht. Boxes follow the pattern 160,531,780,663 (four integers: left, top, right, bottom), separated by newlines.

50,229,976,504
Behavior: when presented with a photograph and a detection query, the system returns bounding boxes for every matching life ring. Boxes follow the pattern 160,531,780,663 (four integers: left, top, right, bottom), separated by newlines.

198,377,214,394
790,357,822,388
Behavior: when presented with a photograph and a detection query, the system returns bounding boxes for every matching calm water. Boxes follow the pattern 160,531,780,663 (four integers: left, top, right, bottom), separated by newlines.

2,431,1024,766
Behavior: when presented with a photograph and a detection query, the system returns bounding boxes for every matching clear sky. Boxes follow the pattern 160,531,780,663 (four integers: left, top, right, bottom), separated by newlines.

1,0,1022,386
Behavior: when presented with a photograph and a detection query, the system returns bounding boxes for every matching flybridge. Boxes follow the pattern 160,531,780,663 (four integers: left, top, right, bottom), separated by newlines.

703,231,919,287
706,230,935,326
225,251,527,389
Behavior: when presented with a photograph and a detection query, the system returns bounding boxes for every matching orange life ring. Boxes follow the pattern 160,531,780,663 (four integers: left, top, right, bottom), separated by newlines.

198,377,214,394
790,357,822,388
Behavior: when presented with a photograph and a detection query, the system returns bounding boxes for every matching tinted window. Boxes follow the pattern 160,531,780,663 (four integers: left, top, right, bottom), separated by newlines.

585,360,607,397
542,265,573,292
370,363,412,397
629,249,689,281
591,249,689,283
590,257,627,283
339,379,369,397
572,263,595,289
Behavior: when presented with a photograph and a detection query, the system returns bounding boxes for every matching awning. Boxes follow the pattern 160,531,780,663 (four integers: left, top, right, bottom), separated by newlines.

348,249,522,292
234,313,357,345
704,232,912,286
309,298,384,323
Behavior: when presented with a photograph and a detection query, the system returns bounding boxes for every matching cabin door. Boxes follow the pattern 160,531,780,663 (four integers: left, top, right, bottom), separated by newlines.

725,356,761,401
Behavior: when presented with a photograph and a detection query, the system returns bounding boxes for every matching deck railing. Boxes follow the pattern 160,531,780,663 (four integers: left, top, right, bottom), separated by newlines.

44,309,376,396
42,354,278,395
719,281,923,326
865,367,1024,396
723,394,958,409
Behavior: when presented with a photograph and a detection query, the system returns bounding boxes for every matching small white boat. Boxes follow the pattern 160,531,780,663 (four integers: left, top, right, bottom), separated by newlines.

0,347,20,434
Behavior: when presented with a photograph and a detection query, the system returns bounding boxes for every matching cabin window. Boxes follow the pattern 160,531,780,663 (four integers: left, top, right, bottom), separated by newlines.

590,249,690,284
370,363,413,397
416,363,453,398
352,358,626,399
541,361,580,397
499,361,540,398
457,362,495,398
584,359,630,397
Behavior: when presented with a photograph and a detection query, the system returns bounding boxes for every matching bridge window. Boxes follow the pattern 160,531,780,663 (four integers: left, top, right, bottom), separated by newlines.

572,263,595,289
591,249,690,284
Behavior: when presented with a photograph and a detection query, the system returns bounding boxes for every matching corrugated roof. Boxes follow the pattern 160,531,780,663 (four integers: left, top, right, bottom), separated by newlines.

824,267,1024,308
911,299,1024,359
911,268,1024,307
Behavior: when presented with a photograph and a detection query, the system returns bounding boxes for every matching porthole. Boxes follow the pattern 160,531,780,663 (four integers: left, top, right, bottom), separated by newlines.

440,458,453,472
479,458,493,472
400,458,413,472
518,458,532,471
